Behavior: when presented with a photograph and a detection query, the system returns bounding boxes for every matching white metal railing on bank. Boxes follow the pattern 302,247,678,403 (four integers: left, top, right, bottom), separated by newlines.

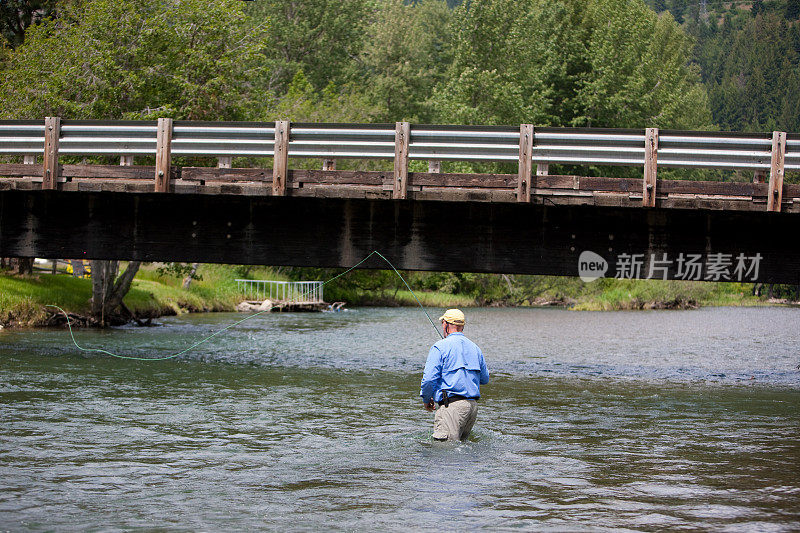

235,279,323,303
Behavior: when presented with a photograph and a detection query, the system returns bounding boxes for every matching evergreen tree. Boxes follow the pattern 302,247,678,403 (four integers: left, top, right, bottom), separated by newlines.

786,0,800,20
701,14,800,132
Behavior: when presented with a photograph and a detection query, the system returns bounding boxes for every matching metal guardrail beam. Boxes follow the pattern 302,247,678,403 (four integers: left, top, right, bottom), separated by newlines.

0,118,796,211
1,119,793,169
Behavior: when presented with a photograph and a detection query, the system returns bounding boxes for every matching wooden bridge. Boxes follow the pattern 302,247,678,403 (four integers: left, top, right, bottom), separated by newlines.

0,119,798,283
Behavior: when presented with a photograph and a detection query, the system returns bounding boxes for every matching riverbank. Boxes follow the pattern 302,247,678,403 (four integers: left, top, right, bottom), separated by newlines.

0,264,793,329
0,264,280,328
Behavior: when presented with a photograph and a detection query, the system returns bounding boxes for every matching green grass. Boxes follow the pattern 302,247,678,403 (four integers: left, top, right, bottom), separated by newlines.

0,274,93,325
0,263,292,326
567,279,763,311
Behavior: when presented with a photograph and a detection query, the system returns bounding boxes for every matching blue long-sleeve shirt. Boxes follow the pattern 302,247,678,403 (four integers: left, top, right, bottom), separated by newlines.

420,332,489,404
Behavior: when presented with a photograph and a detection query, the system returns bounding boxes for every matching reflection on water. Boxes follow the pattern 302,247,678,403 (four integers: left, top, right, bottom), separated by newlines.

1,306,799,530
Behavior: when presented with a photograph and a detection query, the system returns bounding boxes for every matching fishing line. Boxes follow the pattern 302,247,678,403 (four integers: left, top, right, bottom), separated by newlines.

46,250,444,361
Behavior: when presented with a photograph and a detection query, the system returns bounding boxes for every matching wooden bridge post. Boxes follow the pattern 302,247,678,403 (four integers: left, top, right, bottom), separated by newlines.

767,131,786,212
393,121,410,199
643,127,658,207
273,120,290,196
120,155,134,166
517,124,533,202
42,116,61,190
428,160,441,173
155,118,173,193
218,156,232,169
24,155,36,165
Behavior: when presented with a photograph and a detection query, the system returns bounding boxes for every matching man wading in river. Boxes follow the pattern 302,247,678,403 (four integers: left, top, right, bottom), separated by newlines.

420,309,489,441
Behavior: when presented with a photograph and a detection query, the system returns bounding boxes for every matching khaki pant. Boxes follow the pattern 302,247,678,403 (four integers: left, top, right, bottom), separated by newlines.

432,399,478,441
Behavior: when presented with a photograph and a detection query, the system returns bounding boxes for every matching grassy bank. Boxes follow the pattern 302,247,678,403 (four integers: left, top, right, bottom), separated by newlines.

0,264,286,327
0,264,791,328
534,277,766,311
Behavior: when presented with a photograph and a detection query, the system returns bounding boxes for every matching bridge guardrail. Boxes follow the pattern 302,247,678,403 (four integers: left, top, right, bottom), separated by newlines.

0,119,796,212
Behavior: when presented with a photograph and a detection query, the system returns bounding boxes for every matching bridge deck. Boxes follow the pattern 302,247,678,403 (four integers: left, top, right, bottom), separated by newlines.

1,168,798,213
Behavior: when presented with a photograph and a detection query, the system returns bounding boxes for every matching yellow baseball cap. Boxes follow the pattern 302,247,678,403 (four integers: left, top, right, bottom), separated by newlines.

438,308,465,326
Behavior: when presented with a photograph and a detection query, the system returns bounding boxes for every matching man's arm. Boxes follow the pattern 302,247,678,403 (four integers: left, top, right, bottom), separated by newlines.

420,346,442,405
479,351,489,385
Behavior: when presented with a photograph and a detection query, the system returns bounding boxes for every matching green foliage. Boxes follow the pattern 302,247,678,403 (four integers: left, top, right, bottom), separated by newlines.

432,0,712,130
155,263,203,283
788,0,800,19
359,0,454,122
0,0,269,120
270,69,378,123
0,0,57,48
697,13,800,132
244,0,371,93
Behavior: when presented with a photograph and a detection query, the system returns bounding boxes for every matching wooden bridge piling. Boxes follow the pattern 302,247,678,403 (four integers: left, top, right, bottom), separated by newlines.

517,124,534,203
154,117,172,193
393,121,410,199
273,120,290,196
643,127,659,208
768,131,786,212
42,116,60,190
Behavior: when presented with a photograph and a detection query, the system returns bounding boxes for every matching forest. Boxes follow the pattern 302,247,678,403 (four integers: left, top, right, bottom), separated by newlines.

1,0,796,131
0,0,798,317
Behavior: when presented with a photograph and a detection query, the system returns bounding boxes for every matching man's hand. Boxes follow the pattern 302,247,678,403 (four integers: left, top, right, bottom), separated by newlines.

424,400,435,412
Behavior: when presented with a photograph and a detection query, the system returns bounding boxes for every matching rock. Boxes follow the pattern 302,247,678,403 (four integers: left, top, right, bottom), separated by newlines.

258,299,273,312
236,301,259,312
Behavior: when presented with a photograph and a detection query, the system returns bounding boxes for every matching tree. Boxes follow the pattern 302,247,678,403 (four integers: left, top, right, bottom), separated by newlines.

91,260,140,326
244,0,371,94
0,0,57,48
0,0,270,120
359,0,454,122
0,0,270,325
432,0,712,130
786,0,800,20
703,14,800,132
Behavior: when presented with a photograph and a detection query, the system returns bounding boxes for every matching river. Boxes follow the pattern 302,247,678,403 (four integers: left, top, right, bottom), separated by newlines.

1,306,799,531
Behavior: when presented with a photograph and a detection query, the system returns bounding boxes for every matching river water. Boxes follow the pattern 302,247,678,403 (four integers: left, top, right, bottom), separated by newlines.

1,306,799,531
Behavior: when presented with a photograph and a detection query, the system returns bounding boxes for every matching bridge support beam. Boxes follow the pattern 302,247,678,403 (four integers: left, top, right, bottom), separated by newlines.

1,191,798,284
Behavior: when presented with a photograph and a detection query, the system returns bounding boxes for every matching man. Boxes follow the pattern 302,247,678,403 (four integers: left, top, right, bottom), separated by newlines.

420,308,489,441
